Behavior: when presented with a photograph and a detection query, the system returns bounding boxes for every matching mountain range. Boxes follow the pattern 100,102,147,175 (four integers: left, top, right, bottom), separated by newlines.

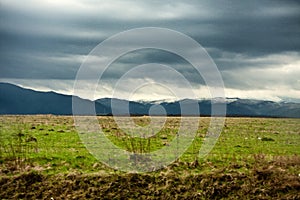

0,82,299,118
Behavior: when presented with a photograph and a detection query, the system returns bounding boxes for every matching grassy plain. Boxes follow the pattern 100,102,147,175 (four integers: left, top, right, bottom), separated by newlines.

0,115,299,199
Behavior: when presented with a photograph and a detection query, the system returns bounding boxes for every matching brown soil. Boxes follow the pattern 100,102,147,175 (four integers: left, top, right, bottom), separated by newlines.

1,164,299,200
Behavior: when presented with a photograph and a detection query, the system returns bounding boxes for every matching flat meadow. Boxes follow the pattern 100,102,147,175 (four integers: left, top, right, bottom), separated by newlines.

0,115,299,199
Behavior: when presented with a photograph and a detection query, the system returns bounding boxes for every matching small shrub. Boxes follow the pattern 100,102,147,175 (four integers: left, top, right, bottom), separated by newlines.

261,137,275,141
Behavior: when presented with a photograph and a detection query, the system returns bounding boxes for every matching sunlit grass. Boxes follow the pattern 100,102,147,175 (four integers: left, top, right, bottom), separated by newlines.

0,115,299,175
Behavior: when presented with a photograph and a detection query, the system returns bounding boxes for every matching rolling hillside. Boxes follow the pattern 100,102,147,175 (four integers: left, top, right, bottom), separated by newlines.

0,83,299,118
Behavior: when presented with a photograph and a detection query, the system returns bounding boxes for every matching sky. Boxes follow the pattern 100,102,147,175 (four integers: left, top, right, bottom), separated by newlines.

0,0,300,102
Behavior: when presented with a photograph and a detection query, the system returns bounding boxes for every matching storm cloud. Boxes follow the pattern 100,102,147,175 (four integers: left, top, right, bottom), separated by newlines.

0,0,299,101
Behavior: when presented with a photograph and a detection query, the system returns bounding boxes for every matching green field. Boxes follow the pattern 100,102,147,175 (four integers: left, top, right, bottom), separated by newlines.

0,115,299,199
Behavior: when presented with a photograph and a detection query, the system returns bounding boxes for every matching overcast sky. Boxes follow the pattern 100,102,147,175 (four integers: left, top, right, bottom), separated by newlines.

0,0,299,102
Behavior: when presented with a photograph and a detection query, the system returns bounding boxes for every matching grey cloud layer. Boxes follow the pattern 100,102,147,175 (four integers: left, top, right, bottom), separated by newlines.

0,0,299,100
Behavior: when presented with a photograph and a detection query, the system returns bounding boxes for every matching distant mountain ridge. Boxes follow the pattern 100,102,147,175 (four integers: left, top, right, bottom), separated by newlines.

0,82,299,118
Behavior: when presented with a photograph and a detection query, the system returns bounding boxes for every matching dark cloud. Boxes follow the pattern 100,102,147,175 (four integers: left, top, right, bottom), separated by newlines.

100,49,205,86
0,0,299,101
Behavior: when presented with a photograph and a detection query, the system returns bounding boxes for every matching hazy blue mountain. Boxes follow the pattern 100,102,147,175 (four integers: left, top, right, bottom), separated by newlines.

0,83,299,118
226,99,300,118
0,83,107,115
0,82,72,114
95,98,152,115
